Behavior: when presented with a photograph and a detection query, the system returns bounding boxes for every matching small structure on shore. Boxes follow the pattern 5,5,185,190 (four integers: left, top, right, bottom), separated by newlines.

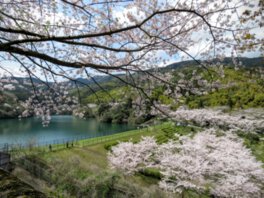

0,151,11,171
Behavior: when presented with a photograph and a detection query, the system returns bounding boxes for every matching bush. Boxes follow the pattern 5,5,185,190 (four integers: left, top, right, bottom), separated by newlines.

139,168,162,180
134,114,154,125
100,112,113,123
81,173,120,198
237,132,260,144
104,141,119,151
97,103,111,116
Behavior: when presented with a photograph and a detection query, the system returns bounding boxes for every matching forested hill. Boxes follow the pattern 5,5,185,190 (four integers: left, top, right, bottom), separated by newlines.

0,57,263,120
1,57,263,89
77,57,264,106
164,57,264,70
67,57,264,125
68,57,264,85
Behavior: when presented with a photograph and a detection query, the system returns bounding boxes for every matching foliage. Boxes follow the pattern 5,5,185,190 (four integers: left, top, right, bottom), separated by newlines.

73,106,95,118
0,91,22,118
12,122,263,197
237,131,264,163
0,0,263,130
2,0,261,75
186,68,264,109
151,86,174,105
83,86,133,104
156,125,196,144
139,168,162,180
0,169,47,198
187,83,264,109
108,129,264,197
108,136,158,174
37,125,174,197
97,98,136,124
104,141,119,151
97,103,111,116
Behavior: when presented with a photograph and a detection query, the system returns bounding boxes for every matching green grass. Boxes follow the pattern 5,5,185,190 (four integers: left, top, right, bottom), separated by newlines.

237,132,264,163
33,122,197,197
42,122,186,161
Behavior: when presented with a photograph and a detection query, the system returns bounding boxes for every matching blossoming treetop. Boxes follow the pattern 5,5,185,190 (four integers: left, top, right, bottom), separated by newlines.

0,0,262,79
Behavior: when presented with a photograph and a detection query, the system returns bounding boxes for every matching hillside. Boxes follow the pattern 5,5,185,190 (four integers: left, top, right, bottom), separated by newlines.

1,57,263,121
186,68,264,109
163,57,264,71
72,59,264,125
0,92,22,118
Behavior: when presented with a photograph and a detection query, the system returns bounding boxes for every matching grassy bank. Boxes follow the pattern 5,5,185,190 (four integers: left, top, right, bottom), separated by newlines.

11,122,264,197
12,122,200,197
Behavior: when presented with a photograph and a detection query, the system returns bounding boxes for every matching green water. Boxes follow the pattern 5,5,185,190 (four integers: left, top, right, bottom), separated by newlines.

0,115,135,146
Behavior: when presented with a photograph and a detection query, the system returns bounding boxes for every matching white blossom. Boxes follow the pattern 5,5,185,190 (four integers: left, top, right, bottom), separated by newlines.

108,129,264,197
169,109,264,131
108,136,157,174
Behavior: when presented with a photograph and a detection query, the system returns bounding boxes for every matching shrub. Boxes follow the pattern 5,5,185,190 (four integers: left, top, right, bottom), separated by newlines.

104,141,119,151
100,112,113,123
237,131,260,144
139,168,162,180
97,103,111,116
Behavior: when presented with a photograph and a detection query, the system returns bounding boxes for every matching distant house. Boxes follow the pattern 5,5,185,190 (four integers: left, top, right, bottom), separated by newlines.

0,152,11,171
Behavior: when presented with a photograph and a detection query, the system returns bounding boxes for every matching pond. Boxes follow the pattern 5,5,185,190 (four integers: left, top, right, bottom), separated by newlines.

0,115,135,146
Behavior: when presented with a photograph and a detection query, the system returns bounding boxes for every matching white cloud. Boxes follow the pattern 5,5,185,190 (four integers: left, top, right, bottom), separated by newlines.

0,61,26,77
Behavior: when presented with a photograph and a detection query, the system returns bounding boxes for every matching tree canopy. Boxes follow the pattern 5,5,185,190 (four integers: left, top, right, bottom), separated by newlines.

1,0,263,76
0,0,263,123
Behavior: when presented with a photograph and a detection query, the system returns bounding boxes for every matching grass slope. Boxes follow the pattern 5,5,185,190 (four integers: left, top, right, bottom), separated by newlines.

12,123,200,197
11,122,264,197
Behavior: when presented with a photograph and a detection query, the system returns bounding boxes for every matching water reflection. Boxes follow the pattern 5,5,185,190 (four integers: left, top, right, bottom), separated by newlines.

0,115,135,145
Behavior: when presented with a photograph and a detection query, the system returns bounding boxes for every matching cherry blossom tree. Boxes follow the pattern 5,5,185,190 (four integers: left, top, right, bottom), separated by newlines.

169,108,264,131
108,136,157,174
155,129,264,197
0,0,263,121
20,84,79,126
108,129,264,197
0,0,263,85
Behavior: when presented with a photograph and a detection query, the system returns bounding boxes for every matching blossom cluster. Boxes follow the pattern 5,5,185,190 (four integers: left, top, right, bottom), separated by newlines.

108,129,264,197
1,0,262,87
0,77,18,91
108,136,157,174
169,108,264,132
21,85,78,126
